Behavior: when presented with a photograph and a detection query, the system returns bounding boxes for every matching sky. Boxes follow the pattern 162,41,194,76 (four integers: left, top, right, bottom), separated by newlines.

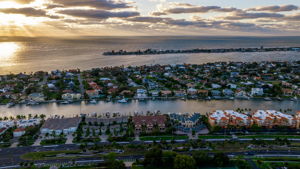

0,0,300,36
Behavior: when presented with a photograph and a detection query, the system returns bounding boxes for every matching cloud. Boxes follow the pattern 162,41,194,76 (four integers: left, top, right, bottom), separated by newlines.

223,11,284,20
123,15,275,34
0,7,59,19
152,4,240,16
247,5,299,12
126,16,166,23
50,0,133,10
12,0,35,4
285,13,300,21
59,9,139,19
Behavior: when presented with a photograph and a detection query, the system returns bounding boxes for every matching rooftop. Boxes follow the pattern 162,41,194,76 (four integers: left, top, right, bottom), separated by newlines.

41,117,81,130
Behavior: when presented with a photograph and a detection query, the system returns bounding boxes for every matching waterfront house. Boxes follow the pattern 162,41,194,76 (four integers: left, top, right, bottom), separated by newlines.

222,89,234,96
86,90,99,99
174,90,186,97
28,93,45,102
161,90,172,97
282,88,293,96
235,90,248,99
62,93,82,100
150,90,159,97
198,90,209,97
251,88,264,96
211,90,221,96
136,89,148,99
187,88,197,95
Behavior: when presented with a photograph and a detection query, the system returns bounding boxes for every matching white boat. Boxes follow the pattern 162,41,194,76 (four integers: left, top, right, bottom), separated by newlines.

26,101,39,106
291,96,298,101
6,102,15,108
89,99,97,104
264,97,272,101
61,101,70,104
118,98,128,103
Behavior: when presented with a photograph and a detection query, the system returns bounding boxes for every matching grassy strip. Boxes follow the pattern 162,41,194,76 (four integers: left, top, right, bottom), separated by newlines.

253,157,300,162
140,135,188,141
21,150,81,160
239,135,300,139
198,135,232,139
40,138,67,145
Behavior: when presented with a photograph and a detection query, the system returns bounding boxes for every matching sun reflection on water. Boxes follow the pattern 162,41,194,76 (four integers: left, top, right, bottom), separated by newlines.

0,42,21,67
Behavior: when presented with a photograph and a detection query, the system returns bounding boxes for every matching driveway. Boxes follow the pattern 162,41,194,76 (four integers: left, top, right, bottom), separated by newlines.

66,134,74,144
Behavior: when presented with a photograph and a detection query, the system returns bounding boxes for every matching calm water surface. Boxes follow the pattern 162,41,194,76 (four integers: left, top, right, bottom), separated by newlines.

0,100,299,118
0,36,300,74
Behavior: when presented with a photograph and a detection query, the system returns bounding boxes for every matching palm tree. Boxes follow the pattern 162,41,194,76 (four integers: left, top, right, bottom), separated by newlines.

39,114,46,120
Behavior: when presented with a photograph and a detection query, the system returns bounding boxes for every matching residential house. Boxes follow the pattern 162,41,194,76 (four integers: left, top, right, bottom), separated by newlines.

251,88,264,96
62,93,82,100
13,128,26,137
28,93,45,102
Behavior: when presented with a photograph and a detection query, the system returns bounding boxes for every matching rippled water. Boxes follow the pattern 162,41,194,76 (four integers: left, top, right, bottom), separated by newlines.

0,36,299,74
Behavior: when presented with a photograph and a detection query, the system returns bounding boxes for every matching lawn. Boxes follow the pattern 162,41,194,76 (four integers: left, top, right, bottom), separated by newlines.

198,135,232,139
238,135,300,139
140,135,188,141
73,137,101,143
40,138,67,145
21,150,81,160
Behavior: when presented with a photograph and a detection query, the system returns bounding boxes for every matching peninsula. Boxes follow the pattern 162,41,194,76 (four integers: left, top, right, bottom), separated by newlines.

103,46,300,55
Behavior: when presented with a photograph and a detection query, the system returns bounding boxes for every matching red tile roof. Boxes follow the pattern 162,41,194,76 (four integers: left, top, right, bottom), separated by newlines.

133,115,166,126
14,128,26,132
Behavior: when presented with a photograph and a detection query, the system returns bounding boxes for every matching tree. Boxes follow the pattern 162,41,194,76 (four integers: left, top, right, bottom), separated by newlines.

174,154,196,169
105,153,126,169
213,153,230,167
39,114,46,120
162,151,177,168
143,146,162,167
192,151,211,167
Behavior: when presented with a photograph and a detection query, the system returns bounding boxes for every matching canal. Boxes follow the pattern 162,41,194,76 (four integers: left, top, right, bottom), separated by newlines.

0,99,299,118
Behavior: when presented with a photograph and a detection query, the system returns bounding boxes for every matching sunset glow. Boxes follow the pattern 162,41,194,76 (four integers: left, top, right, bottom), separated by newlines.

0,0,299,36
0,42,21,67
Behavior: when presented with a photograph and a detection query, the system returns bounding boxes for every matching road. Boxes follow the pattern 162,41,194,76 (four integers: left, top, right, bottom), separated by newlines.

77,74,85,97
2,140,300,168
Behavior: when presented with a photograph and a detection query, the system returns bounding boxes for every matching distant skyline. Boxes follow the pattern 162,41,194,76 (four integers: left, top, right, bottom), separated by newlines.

0,0,300,36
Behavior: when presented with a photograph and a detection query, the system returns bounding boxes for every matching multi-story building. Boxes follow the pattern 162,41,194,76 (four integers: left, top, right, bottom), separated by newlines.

208,110,251,128
132,115,166,133
252,110,296,128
